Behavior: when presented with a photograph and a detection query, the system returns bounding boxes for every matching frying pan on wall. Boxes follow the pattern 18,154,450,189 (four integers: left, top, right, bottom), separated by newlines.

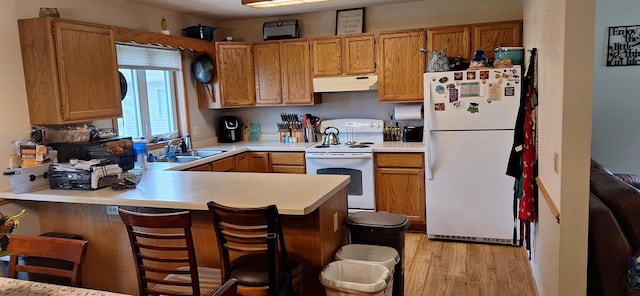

118,71,127,100
192,54,215,102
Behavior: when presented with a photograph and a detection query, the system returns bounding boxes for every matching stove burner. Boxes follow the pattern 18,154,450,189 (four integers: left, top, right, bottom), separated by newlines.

349,144,370,148
314,145,330,148
360,142,374,145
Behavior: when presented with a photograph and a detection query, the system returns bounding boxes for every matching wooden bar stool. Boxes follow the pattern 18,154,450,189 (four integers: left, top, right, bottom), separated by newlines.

118,208,223,296
7,234,88,286
207,201,304,296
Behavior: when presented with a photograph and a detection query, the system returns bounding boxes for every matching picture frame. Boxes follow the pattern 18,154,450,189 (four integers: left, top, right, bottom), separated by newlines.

606,25,640,66
336,8,364,35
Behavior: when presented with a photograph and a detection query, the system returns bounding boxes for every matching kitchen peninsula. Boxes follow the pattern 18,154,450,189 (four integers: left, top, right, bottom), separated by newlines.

0,166,349,295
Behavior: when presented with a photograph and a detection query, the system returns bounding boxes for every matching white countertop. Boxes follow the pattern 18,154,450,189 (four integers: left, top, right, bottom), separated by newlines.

0,167,349,215
373,141,425,152
0,140,424,214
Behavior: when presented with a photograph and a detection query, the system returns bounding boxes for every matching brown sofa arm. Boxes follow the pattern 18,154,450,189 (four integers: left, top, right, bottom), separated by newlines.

615,174,640,190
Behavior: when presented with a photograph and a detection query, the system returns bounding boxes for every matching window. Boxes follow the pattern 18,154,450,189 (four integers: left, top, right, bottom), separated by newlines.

116,44,182,140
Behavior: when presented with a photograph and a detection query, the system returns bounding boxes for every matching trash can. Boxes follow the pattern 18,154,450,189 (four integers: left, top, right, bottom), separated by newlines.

345,212,410,296
320,260,392,296
335,244,399,295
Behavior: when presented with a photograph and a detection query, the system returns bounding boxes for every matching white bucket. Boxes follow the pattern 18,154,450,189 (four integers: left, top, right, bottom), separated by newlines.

3,164,51,193
320,260,391,296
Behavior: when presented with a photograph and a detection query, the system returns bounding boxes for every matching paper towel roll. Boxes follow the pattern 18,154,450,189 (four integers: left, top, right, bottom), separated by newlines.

394,104,423,120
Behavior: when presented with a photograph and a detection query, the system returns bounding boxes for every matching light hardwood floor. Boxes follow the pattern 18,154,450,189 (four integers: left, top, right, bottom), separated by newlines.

404,232,538,296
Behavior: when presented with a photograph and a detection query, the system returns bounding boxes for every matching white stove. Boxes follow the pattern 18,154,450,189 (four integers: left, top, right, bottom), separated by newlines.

305,119,384,153
305,119,383,213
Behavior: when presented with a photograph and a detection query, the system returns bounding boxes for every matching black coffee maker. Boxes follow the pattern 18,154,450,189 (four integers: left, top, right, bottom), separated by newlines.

218,116,243,143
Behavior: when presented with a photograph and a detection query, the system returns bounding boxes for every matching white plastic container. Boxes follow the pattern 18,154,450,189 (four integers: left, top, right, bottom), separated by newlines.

3,163,51,193
320,260,391,296
335,244,399,274
335,244,399,295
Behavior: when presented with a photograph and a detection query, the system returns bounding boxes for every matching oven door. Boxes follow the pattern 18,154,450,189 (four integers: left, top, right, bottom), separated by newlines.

305,153,375,212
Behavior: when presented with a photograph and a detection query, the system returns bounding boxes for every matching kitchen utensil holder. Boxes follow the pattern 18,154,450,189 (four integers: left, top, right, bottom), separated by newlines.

279,130,304,143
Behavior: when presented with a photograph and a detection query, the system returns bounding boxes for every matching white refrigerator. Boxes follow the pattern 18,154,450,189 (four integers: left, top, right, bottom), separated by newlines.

423,67,521,245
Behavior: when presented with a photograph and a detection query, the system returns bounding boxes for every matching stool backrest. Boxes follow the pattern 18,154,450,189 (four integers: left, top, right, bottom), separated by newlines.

207,201,289,296
118,208,201,296
7,234,88,286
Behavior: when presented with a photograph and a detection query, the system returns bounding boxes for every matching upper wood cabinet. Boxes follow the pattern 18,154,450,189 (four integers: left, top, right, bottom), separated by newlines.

18,17,122,125
427,25,471,60
426,20,522,62
254,39,320,106
211,42,255,108
253,42,283,105
311,34,375,77
281,39,319,105
471,20,523,60
376,30,426,103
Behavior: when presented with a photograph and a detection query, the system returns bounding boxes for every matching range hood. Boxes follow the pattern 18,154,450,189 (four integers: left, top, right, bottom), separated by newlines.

312,75,378,93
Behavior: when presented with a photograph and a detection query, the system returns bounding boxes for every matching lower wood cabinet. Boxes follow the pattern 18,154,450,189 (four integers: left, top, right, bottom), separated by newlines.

375,153,426,231
238,152,270,173
182,151,304,174
270,152,306,174
185,163,212,172
211,156,236,172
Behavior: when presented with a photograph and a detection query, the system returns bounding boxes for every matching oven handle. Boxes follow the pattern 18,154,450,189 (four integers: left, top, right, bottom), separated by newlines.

305,153,372,159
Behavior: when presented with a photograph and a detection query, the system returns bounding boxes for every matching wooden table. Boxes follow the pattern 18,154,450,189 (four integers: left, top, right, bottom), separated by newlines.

0,277,131,295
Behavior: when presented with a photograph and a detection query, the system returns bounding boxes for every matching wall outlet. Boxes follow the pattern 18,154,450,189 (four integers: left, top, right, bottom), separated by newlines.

106,205,119,216
333,212,339,232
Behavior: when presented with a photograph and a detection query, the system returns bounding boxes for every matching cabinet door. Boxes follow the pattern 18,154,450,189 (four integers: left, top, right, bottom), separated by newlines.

375,167,425,230
426,25,471,60
311,37,342,77
234,153,251,172
343,34,375,75
212,157,235,172
248,152,270,173
54,21,122,121
215,43,255,108
186,163,212,171
472,21,523,60
280,40,314,105
270,152,305,174
376,31,425,103
253,42,282,105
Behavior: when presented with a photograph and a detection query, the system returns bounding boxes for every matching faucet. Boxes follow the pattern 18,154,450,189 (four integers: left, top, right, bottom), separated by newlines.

165,138,182,155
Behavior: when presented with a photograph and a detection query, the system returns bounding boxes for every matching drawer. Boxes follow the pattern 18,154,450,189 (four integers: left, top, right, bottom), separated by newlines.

212,157,235,172
270,152,305,165
375,153,424,168
272,165,306,174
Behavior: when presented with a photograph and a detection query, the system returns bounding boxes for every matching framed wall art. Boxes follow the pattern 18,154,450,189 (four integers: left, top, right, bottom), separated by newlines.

606,25,640,66
336,8,364,35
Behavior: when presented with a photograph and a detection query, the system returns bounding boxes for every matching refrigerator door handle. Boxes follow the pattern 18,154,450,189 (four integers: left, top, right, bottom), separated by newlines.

423,74,433,180
425,132,432,180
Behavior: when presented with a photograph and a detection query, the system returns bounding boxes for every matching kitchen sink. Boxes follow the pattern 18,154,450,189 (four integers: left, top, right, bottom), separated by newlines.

154,150,226,163
177,150,226,158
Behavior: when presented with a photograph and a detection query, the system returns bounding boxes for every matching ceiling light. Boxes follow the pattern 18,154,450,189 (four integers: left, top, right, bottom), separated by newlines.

242,0,330,9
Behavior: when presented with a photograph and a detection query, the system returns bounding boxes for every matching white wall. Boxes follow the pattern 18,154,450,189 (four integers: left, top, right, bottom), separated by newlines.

216,0,523,136
591,0,640,174
523,0,594,295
